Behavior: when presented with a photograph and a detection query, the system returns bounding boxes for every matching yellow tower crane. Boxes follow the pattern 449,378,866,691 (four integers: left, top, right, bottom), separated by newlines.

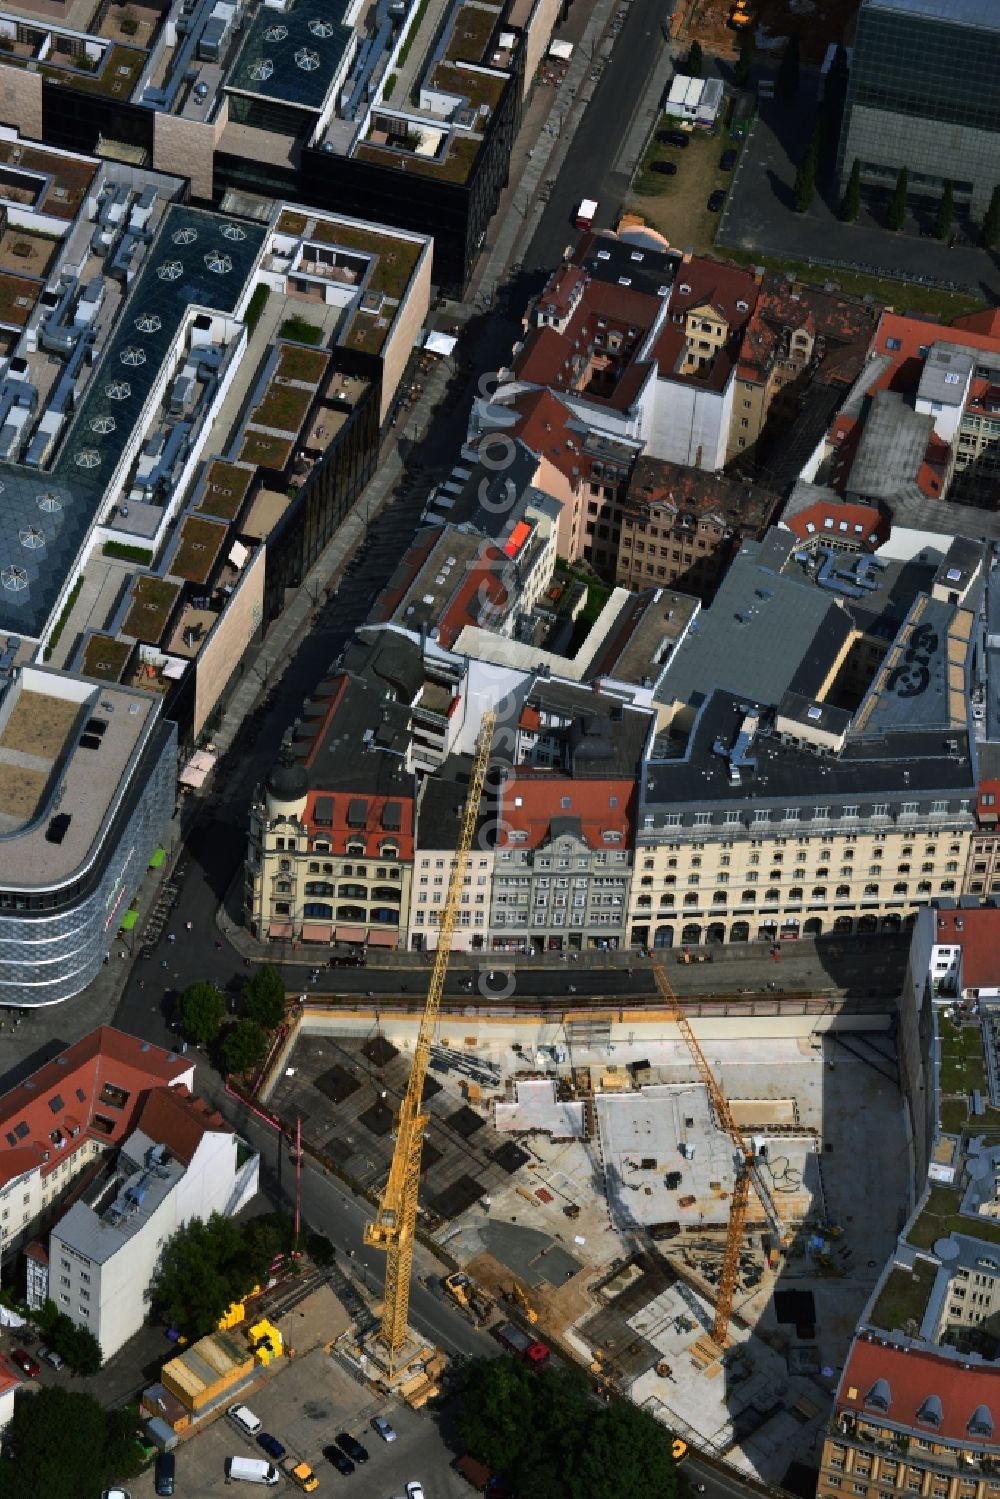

364,712,497,1373
651,963,784,1345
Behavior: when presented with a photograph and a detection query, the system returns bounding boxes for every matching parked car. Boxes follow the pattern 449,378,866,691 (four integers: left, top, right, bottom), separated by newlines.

11,1349,39,1377
406,1483,425,1499
257,1434,286,1460
335,1434,369,1464
650,160,677,175
228,1404,263,1438
658,129,689,147
154,1452,176,1497
371,1416,397,1443
707,189,727,211
324,1445,355,1476
37,1346,63,1370
720,148,737,170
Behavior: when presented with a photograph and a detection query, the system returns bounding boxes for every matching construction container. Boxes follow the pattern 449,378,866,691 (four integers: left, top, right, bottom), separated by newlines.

162,1329,255,1411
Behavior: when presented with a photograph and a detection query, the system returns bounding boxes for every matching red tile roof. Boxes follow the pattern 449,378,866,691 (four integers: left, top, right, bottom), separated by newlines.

870,311,1000,399
666,255,759,330
137,1084,228,1166
785,501,888,548
838,1334,1000,1449
513,277,661,412
498,777,635,849
535,264,586,319
0,1027,191,1188
304,784,414,858
931,907,1000,992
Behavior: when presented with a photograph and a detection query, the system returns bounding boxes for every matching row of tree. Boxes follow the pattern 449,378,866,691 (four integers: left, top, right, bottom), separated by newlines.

176,963,288,1075
835,162,1000,243
456,1356,680,1499
0,1387,145,1499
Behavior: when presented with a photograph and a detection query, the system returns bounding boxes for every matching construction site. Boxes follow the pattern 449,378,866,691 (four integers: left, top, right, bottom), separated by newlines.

254,716,911,1486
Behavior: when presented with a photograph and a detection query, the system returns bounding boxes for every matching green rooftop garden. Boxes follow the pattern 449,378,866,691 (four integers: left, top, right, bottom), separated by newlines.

197,461,254,522
170,516,227,584
0,274,38,325
122,577,181,643
869,1263,935,1335
80,633,131,682
430,60,506,112
253,383,313,434
345,313,390,355
310,219,423,300
240,430,294,471
276,345,330,384
276,209,309,235
356,132,481,186
444,3,499,65
939,1021,987,1096
907,1183,1000,1251
41,42,146,97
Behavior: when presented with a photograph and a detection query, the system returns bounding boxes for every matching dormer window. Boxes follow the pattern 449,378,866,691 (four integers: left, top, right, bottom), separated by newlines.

864,1379,892,1413
736,299,748,312
916,1395,943,1429
969,1404,994,1439
679,283,691,294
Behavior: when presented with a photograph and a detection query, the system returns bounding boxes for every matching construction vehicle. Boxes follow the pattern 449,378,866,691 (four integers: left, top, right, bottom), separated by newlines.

364,714,497,1375
444,1272,494,1326
494,1321,550,1367
504,1280,538,1323
281,1456,320,1492
730,0,755,27
652,963,784,1346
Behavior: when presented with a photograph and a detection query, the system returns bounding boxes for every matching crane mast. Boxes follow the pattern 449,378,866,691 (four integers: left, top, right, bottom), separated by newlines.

651,964,784,1343
364,713,496,1370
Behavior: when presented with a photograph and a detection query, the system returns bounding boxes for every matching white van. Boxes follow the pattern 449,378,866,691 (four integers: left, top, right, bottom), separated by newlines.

226,1456,280,1485
228,1404,263,1437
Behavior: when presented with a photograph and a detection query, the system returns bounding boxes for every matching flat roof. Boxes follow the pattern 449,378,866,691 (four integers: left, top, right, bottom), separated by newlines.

0,204,265,638
0,665,157,887
865,0,1000,32
228,0,353,111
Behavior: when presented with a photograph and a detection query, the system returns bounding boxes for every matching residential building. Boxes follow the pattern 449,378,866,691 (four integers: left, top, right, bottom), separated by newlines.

0,665,176,1006
608,455,779,598
39,1086,258,1359
0,1027,193,1277
728,272,876,471
631,528,982,948
836,0,1000,219
408,758,494,951
244,633,419,950
489,679,650,953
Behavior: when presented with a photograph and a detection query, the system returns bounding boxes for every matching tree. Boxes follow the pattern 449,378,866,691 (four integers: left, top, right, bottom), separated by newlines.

455,1357,680,1499
306,1231,335,1266
982,184,1000,247
887,165,908,231
733,32,754,87
150,1212,254,1339
686,38,703,76
221,1018,267,1077
935,179,954,241
777,33,800,101
839,158,862,221
177,980,226,1047
242,964,287,1028
0,1387,143,1499
793,125,821,213
34,1301,103,1375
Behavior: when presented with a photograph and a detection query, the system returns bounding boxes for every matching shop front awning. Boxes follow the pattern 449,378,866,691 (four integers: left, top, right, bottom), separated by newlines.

268,922,293,939
300,923,332,943
119,909,139,931
149,847,166,869
335,926,366,943
367,928,398,948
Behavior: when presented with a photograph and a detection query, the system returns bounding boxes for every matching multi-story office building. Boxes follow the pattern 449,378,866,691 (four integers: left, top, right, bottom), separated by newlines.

837,0,1000,219
629,528,982,948
0,666,175,1005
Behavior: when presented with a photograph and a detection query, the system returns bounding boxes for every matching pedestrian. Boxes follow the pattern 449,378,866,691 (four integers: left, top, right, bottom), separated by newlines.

167,932,176,943
161,960,168,970
185,920,193,931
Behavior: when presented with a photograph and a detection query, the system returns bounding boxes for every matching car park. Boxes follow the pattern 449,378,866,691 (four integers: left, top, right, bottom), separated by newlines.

720,148,737,170
336,1433,369,1464
324,1445,355,1476
708,189,727,211
658,130,689,147
650,161,677,175
257,1433,286,1460
11,1349,39,1377
371,1416,397,1443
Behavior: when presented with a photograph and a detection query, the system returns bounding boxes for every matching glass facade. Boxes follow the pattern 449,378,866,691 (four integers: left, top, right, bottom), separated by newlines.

0,720,176,1005
837,0,1000,212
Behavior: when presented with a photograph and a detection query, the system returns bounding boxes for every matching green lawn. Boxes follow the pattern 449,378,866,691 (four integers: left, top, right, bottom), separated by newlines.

870,1263,934,1335
908,1184,1000,1250
938,1021,987,1096
630,118,734,253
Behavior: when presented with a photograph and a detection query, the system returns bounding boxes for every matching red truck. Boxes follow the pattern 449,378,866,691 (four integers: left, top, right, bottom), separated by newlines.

494,1322,550,1367
574,197,598,231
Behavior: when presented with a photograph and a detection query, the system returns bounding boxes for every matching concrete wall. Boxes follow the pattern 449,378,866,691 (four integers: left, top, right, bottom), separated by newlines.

518,0,562,103
153,103,228,203
650,374,732,470
379,235,433,425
